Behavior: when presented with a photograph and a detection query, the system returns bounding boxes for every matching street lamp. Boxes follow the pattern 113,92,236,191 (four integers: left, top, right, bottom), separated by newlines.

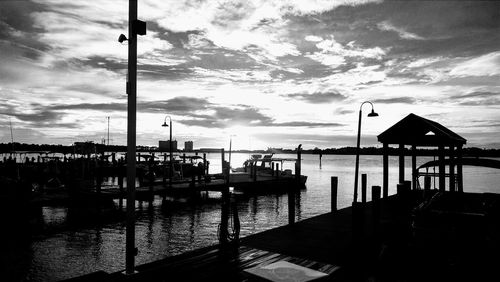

353,101,378,204
162,115,173,189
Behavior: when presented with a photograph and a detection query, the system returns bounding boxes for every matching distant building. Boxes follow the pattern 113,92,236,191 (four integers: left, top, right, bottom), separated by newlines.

159,140,177,151
184,141,193,152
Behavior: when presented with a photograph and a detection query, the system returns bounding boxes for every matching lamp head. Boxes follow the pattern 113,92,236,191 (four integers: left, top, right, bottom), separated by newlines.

161,122,168,127
367,109,379,117
118,34,128,43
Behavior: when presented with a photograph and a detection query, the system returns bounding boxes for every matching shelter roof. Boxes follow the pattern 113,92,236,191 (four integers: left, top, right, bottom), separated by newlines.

377,113,466,146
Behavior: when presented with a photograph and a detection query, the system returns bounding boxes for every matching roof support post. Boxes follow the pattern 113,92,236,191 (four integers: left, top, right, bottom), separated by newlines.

438,145,445,191
383,143,389,198
457,145,463,192
399,144,405,184
411,145,417,191
449,146,455,192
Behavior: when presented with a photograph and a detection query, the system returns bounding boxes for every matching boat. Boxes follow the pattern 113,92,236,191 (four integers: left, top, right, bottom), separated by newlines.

232,153,307,185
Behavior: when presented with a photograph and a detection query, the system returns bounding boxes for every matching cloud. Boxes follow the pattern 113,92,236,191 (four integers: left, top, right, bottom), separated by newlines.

451,91,500,106
377,21,424,40
372,97,417,104
284,91,346,104
449,51,500,77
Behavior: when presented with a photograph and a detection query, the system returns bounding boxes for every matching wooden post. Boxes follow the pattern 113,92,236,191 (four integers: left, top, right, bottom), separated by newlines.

457,145,463,192
361,173,367,203
399,144,404,184
118,169,124,193
319,152,322,169
424,176,431,191
203,153,207,175
411,145,417,190
96,166,102,195
438,145,445,191
331,177,338,212
372,185,381,231
449,146,455,192
383,143,389,198
276,163,279,178
253,163,257,182
296,145,302,182
288,187,295,225
219,186,229,244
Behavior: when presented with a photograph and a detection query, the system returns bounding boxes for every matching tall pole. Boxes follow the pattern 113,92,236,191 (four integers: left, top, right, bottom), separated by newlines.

125,0,137,274
353,101,378,204
169,118,173,190
353,110,362,204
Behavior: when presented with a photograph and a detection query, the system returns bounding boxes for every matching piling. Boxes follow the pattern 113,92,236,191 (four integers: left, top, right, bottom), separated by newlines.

361,174,367,203
288,188,295,225
372,185,381,233
331,176,338,212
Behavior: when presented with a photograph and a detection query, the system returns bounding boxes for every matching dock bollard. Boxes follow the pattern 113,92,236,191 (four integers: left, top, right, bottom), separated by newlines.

331,176,338,212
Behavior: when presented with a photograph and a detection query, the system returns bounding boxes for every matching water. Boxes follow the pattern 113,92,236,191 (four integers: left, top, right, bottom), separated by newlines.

11,153,500,281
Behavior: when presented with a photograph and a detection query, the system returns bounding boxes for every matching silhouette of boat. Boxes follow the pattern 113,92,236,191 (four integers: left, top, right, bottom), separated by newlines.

232,153,307,185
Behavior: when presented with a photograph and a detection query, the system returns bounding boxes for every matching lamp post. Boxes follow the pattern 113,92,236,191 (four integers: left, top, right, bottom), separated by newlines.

162,116,173,189
353,101,378,204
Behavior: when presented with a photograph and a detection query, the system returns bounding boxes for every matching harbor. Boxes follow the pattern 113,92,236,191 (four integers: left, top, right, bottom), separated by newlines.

2,151,499,281
1,0,499,281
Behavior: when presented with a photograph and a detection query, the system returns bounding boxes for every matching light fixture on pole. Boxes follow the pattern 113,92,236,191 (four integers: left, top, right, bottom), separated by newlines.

162,116,173,190
353,101,378,204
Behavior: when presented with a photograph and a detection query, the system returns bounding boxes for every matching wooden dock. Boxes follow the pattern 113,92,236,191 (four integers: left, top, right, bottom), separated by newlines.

27,172,305,208
65,190,500,282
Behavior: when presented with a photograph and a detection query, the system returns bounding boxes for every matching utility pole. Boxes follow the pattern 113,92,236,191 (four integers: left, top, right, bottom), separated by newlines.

124,0,146,275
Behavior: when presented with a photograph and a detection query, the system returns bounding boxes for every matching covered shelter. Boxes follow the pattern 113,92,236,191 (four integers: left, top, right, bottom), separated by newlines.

377,113,467,196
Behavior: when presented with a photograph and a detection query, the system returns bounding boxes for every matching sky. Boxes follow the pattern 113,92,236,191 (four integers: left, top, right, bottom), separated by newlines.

0,0,499,150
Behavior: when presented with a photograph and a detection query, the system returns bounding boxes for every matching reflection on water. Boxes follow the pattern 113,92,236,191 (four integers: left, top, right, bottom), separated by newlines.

14,153,500,281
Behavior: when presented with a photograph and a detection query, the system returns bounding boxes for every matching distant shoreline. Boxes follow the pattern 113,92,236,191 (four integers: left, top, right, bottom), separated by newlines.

1,142,499,158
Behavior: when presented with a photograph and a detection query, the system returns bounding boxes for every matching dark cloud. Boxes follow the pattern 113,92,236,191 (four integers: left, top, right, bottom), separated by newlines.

283,91,346,104
452,91,500,106
372,97,417,104
453,91,498,99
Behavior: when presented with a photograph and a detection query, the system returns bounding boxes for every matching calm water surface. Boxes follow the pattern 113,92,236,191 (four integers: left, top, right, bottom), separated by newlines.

16,153,500,281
